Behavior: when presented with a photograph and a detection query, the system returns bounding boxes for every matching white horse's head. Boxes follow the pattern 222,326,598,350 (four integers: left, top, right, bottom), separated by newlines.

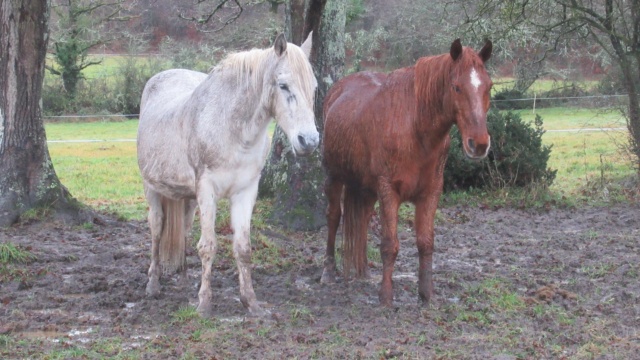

270,33,319,156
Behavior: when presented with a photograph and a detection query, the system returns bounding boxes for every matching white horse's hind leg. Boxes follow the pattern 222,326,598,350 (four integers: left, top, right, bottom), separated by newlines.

179,199,198,285
145,188,163,296
231,179,267,316
195,182,217,317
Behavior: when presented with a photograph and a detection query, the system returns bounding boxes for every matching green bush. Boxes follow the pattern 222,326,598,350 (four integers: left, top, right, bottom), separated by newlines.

492,89,533,110
111,57,162,116
42,80,72,115
444,110,556,191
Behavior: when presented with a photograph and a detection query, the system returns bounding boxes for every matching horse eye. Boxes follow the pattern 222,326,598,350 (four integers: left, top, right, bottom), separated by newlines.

453,85,461,93
279,83,289,91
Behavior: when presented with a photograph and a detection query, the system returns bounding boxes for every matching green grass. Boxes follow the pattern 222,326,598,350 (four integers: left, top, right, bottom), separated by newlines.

514,107,625,130
44,106,635,220
47,140,145,219
543,130,634,193
172,306,200,324
0,242,38,283
45,54,158,82
45,119,139,140
0,242,36,264
80,55,132,79
44,120,279,220
492,77,601,94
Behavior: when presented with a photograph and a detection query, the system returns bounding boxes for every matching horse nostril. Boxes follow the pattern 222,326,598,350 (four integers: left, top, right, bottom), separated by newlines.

476,143,487,155
298,134,307,148
467,138,475,151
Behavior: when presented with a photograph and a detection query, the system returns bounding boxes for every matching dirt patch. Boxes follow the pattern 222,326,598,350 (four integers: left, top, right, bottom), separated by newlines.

1,203,640,358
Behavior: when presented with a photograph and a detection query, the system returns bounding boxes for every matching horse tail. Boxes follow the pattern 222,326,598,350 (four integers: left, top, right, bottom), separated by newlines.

342,187,369,279
160,197,186,274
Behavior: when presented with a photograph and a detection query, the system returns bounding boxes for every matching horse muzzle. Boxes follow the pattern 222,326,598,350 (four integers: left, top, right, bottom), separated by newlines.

463,136,491,160
294,131,320,156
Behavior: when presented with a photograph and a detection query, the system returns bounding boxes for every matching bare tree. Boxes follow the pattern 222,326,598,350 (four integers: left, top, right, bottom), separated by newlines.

178,0,245,32
1,0,88,227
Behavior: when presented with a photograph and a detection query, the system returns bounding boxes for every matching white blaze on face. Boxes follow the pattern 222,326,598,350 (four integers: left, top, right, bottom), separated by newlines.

470,68,482,90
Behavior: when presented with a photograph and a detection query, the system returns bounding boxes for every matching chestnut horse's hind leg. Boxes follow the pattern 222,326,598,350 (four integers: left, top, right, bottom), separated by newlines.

377,180,401,306
230,178,267,316
195,180,218,317
145,187,164,297
321,177,344,284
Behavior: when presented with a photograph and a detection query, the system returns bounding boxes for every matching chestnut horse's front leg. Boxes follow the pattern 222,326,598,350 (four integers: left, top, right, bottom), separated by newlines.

377,180,401,306
414,193,440,306
414,148,445,305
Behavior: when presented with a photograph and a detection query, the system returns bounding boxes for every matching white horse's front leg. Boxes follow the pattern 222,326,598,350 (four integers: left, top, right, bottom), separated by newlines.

231,179,267,316
196,181,217,317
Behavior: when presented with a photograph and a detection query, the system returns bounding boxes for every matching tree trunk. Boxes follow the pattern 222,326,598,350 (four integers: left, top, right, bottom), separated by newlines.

259,0,345,230
287,0,306,45
0,0,87,227
623,59,640,171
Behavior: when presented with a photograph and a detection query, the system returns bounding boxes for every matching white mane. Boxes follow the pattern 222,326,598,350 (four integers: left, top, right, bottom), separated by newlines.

215,44,316,106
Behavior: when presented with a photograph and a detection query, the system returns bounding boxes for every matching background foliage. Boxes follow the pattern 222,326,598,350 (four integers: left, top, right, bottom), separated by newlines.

444,110,557,191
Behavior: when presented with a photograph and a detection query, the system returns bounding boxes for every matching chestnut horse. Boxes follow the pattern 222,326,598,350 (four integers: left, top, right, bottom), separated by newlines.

321,39,493,306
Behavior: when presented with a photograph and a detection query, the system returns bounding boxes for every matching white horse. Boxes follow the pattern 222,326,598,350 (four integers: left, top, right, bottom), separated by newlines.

137,33,318,316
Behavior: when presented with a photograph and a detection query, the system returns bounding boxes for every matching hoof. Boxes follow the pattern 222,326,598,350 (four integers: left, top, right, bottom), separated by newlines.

145,280,161,297
358,267,371,280
379,290,394,307
419,294,437,308
178,272,189,287
320,268,336,284
247,304,270,318
241,297,270,318
197,301,213,318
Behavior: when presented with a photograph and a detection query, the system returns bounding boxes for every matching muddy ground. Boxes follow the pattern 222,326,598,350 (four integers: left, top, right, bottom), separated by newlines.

1,203,639,359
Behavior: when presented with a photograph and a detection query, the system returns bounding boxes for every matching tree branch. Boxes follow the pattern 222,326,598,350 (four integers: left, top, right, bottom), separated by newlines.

178,0,243,33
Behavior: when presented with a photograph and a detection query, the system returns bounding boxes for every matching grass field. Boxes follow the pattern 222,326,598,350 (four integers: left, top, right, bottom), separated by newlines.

492,77,601,94
45,107,635,220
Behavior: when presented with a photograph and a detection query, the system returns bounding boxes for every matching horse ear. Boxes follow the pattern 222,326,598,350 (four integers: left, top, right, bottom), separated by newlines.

274,33,287,57
450,39,463,61
300,31,313,58
479,39,492,63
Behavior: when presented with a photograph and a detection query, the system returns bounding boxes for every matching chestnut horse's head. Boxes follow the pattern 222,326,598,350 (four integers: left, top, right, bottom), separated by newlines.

448,39,493,160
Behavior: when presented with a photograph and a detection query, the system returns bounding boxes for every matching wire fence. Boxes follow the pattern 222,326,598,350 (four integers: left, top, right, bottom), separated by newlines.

491,94,627,103
42,93,630,121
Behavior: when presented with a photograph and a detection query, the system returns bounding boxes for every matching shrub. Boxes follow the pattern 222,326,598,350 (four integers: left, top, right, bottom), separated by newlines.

42,80,72,115
111,57,162,116
541,81,592,108
491,89,533,110
444,110,557,191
